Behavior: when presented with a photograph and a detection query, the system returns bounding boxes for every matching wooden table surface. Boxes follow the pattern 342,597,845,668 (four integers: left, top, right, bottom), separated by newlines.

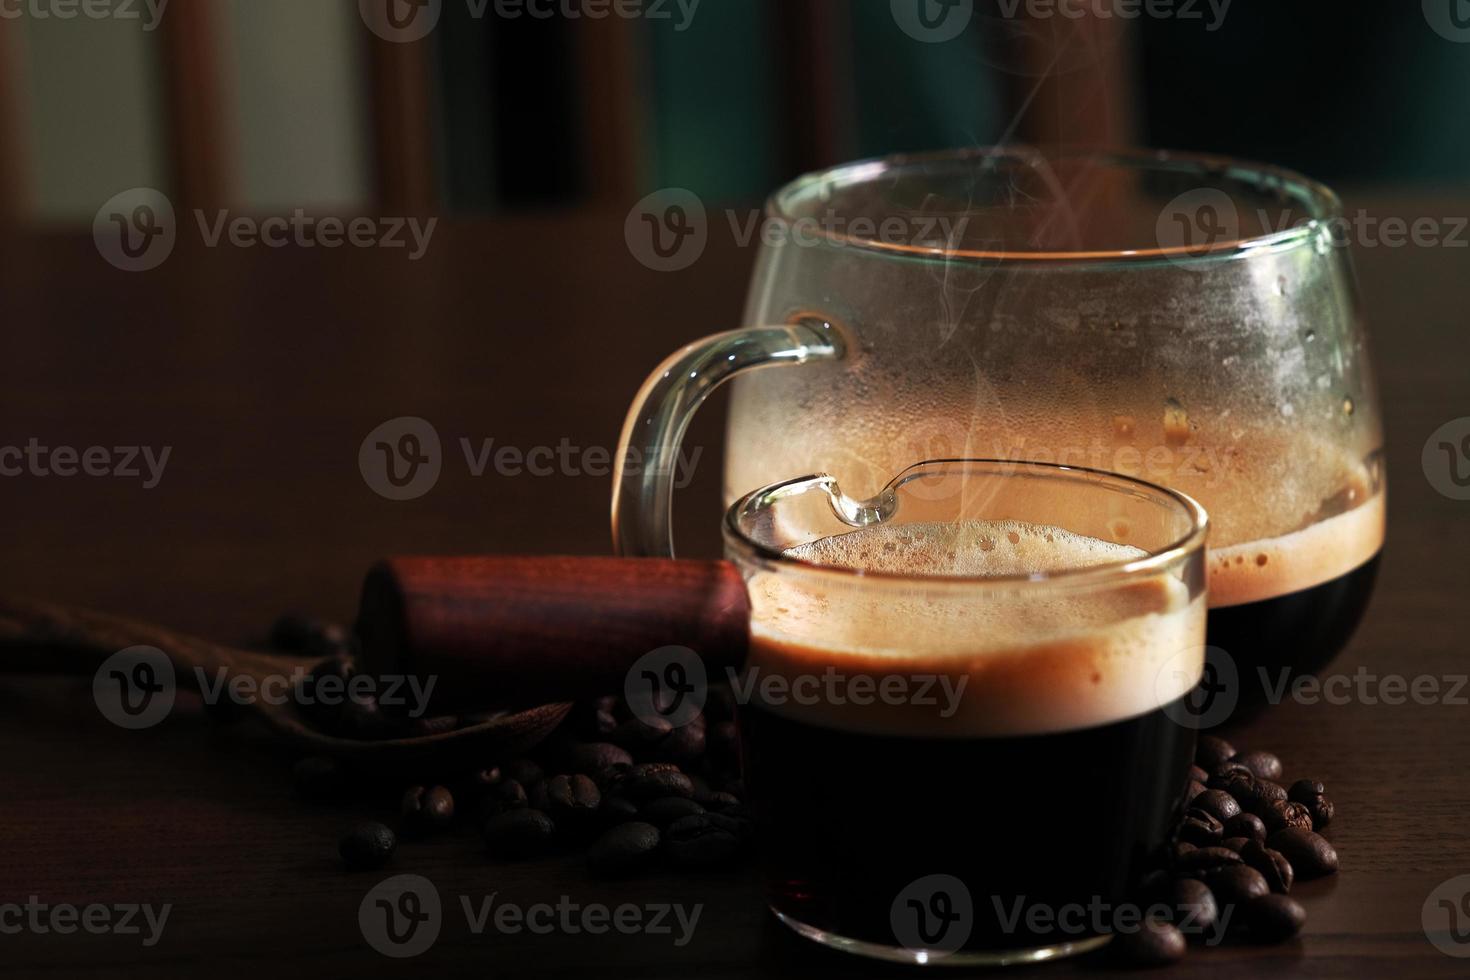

2,193,1468,978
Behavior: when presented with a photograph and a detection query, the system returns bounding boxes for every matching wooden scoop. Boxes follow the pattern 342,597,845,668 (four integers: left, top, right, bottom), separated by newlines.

0,557,751,765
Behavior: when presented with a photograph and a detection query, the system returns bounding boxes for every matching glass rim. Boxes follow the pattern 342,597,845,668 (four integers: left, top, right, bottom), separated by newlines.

766,145,1342,266
722,459,1209,591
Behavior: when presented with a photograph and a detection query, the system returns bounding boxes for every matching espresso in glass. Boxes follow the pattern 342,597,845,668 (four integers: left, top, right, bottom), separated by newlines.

723,460,1209,966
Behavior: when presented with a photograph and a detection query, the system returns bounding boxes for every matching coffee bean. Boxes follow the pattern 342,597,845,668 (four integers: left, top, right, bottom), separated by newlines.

1210,767,1257,800
483,809,557,858
588,822,661,877
1233,751,1283,782
468,766,502,790
480,779,528,819
400,785,455,836
546,774,601,830
1164,877,1218,935
611,716,674,753
641,797,706,827
624,763,695,802
340,821,396,870
1224,812,1267,843
561,742,634,776
650,720,707,763
1176,846,1242,874
1305,794,1334,830
1111,919,1186,966
407,714,461,737
1245,780,1288,814
1268,828,1338,878
1221,837,1251,852
1194,789,1242,823
705,810,753,842
702,791,743,812
1188,764,1209,785
591,763,632,794
1179,808,1224,846
664,814,740,869
1240,841,1294,894
503,759,543,785
1173,842,1197,862
1288,779,1326,804
600,793,640,824
1261,800,1314,834
1184,780,1206,805
293,755,348,801
1201,864,1269,905
1245,894,1306,942
1196,736,1236,769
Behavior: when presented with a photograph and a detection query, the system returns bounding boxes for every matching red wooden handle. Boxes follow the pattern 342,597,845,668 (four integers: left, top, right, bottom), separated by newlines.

355,556,751,711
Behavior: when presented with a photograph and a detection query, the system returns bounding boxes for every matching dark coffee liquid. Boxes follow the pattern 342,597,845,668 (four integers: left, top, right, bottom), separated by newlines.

1207,554,1381,717
738,698,1195,954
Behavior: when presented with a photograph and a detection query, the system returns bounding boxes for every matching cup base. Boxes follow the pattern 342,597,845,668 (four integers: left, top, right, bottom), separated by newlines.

771,907,1112,967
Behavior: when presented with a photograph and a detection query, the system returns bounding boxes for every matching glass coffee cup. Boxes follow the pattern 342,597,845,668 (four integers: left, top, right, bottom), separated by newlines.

616,147,1383,712
723,459,1208,965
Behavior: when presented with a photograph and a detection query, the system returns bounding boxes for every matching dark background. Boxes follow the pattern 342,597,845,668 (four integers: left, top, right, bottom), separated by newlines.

2,3,1469,978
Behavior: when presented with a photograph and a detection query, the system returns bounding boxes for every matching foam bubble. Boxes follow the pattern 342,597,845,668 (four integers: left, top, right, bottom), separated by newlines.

784,519,1147,577
744,521,1205,738
1209,489,1384,607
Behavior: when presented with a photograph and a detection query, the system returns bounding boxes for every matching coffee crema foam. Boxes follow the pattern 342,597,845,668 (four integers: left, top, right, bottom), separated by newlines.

744,520,1205,738
1209,490,1384,608
725,423,1385,607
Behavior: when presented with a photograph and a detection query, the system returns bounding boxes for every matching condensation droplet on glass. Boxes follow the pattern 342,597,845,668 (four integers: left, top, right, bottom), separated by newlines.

1280,403,1295,418
1303,329,1317,343
1163,398,1190,447
1277,276,1288,296
1342,396,1355,416
1108,518,1132,541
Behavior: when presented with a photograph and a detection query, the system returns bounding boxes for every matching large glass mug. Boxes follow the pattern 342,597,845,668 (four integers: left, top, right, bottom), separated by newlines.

614,147,1384,707
722,458,1209,965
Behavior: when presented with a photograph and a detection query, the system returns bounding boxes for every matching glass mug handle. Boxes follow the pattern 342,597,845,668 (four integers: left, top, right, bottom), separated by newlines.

612,318,845,557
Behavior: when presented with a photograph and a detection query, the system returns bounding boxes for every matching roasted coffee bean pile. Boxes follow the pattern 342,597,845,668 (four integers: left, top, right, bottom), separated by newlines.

1112,734,1340,966
326,690,751,876
270,612,751,876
